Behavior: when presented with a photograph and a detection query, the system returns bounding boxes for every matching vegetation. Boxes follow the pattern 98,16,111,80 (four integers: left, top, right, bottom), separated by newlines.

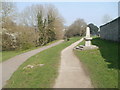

1,2,64,51
64,18,87,38
1,40,59,62
4,37,80,88
88,23,99,36
1,2,116,88
74,37,118,88
2,26,38,51
36,5,64,46
1,51,24,62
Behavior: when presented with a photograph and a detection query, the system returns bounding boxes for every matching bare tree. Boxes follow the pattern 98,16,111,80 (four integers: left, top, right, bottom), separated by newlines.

1,1,18,31
102,14,112,24
65,18,87,38
19,4,44,26
1,2,16,17
1,2,16,23
1,2,40,50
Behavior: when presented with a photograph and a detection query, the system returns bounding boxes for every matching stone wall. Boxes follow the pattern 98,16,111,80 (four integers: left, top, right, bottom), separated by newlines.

100,17,119,42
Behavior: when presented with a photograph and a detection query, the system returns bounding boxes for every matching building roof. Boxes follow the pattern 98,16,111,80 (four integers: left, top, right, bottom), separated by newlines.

100,17,120,27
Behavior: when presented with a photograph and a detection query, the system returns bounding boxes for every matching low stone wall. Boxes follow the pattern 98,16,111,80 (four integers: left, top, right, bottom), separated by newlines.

100,17,119,42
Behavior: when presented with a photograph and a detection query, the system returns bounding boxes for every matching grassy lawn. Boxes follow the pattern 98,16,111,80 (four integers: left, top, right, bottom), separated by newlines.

1,40,59,62
74,37,118,88
4,37,80,88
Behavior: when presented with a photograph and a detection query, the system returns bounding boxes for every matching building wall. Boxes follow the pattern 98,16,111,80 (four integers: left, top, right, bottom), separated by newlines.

100,17,119,42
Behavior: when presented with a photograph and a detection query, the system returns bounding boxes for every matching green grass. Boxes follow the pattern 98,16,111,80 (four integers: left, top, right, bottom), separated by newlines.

1,51,23,62
0,40,59,62
4,37,80,88
74,37,118,88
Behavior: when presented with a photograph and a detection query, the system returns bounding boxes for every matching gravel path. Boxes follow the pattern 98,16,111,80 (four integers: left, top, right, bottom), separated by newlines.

53,38,93,88
0,40,64,88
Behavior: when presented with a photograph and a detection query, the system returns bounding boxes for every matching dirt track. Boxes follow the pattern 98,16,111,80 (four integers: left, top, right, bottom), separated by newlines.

53,38,93,88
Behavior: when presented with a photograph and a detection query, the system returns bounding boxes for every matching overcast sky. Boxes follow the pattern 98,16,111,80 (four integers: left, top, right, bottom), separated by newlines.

16,2,118,27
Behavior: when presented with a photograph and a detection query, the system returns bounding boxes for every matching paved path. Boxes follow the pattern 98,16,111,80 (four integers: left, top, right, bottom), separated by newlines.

53,38,93,88
0,40,64,88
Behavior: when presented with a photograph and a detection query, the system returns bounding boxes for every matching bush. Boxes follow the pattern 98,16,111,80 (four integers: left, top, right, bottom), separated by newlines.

20,42,33,50
2,26,39,51
2,30,17,51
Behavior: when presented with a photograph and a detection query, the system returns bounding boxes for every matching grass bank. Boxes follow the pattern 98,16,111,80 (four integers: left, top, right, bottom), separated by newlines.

74,37,118,88
5,37,80,88
1,40,59,62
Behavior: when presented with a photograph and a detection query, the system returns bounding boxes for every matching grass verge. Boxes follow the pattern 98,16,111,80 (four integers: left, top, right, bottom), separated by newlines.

1,40,59,62
74,37,118,88
4,37,80,88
